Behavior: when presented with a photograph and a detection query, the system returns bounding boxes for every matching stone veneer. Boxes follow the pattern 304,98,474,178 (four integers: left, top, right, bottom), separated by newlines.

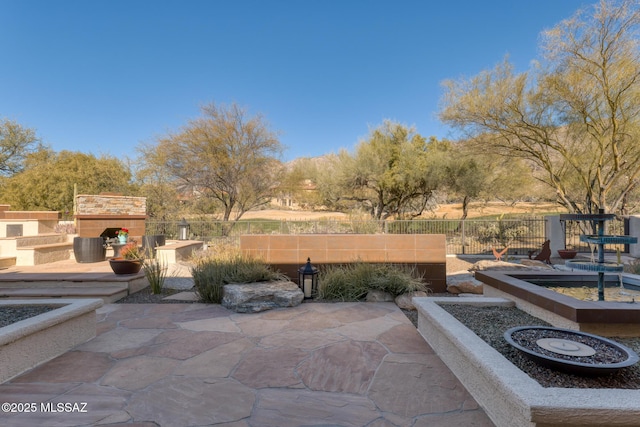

74,195,147,241
240,234,447,293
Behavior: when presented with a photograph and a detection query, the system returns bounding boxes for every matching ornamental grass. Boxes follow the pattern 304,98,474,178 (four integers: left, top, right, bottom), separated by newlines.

192,253,287,304
143,256,168,294
317,261,428,301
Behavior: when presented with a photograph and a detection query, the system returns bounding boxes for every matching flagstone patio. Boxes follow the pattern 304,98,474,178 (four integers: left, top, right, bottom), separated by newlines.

0,301,494,426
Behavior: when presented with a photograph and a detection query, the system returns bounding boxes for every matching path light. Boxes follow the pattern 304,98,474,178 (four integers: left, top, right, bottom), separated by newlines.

178,218,190,240
298,257,318,299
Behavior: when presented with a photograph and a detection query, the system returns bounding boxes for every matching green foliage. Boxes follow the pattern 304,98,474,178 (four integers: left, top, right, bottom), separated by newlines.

318,121,441,220
0,149,134,213
624,258,640,275
120,242,144,260
192,253,287,303
276,157,327,209
317,262,428,301
0,119,43,176
386,219,458,234
139,102,284,222
440,0,640,216
143,257,168,294
476,215,532,247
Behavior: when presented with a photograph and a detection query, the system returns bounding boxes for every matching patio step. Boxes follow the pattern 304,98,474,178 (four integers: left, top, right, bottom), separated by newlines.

0,256,16,269
0,270,148,303
0,286,128,303
16,242,73,266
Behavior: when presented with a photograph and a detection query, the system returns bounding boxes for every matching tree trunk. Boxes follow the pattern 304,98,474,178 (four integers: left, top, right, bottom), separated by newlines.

461,195,470,220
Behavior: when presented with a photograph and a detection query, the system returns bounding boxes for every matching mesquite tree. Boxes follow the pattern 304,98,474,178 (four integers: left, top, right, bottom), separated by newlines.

141,102,284,221
440,0,640,216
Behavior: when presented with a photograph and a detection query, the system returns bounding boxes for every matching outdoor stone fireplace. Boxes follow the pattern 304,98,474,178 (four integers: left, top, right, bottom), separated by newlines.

74,194,146,241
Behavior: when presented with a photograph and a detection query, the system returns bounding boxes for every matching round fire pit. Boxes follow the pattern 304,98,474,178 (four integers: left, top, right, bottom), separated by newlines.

504,326,639,375
557,249,577,259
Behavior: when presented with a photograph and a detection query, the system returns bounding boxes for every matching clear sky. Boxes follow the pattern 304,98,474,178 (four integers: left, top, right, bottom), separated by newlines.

1,0,590,162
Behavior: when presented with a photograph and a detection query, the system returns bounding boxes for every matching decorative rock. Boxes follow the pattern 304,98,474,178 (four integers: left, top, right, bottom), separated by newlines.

446,271,483,295
394,291,429,310
519,259,555,269
366,289,394,302
222,281,304,313
468,259,551,272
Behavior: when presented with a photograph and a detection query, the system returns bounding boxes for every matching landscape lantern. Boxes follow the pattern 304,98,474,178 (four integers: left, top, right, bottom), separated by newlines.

178,218,190,240
298,257,318,299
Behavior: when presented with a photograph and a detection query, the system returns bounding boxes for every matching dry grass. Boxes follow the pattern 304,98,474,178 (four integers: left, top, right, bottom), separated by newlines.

241,201,564,221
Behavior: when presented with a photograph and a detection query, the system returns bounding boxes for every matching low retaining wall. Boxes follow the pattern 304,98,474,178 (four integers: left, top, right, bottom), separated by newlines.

156,240,203,264
476,271,640,337
0,299,103,383
415,297,640,427
240,234,446,292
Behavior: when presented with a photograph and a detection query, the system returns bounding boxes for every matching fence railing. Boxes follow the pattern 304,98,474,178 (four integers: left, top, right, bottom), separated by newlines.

562,217,627,253
145,217,547,256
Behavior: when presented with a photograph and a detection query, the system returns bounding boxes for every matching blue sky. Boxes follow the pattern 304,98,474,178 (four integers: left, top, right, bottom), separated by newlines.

1,0,590,162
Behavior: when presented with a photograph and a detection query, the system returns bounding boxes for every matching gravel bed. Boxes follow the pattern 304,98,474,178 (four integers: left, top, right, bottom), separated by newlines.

438,305,640,389
0,305,59,328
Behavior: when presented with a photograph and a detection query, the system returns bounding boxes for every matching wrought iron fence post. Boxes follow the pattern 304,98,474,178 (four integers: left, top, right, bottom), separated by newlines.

461,220,466,255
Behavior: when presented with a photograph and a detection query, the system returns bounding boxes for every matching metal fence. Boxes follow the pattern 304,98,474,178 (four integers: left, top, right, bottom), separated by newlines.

562,217,628,253
145,217,547,256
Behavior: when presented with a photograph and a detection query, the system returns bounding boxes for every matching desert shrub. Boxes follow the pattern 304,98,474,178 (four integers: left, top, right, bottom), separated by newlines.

624,258,640,275
143,256,168,294
192,253,287,303
476,219,531,247
120,242,144,260
317,262,428,301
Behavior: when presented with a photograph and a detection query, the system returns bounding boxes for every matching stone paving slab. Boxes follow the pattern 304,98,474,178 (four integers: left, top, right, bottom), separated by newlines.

163,290,199,301
0,302,494,426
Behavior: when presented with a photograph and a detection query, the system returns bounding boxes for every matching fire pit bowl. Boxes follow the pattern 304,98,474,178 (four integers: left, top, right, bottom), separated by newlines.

557,249,577,259
504,326,639,376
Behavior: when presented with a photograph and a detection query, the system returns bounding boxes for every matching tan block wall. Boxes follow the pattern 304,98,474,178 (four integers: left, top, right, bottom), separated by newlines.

0,211,59,220
0,206,60,238
240,234,447,292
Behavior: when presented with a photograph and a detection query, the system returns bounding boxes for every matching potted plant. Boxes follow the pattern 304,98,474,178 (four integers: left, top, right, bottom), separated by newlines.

109,242,144,274
116,228,129,244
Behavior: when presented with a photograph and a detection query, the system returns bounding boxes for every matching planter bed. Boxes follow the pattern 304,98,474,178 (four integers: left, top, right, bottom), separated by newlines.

415,297,640,427
0,298,103,384
0,304,57,328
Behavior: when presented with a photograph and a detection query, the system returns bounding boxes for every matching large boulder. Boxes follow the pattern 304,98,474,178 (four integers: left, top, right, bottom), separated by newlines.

366,289,394,302
394,291,429,310
446,271,483,295
519,259,555,269
222,281,304,313
468,259,553,272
